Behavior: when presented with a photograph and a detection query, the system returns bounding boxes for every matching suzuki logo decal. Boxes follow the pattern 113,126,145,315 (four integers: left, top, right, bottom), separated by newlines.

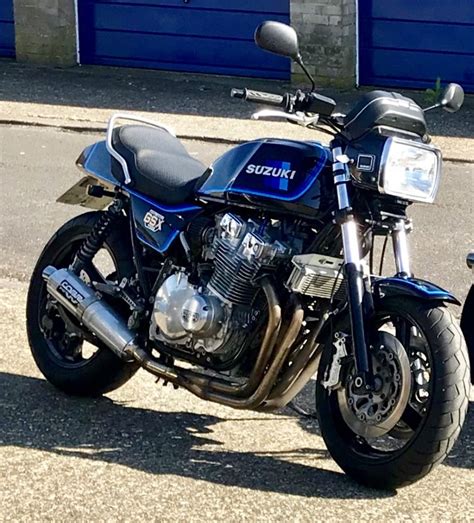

245,162,296,191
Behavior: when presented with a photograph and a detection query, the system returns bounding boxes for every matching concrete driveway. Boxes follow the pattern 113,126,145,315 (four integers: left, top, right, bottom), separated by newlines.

0,126,472,521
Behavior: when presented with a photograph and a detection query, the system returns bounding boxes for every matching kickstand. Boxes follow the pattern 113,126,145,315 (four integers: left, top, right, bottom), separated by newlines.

287,401,318,419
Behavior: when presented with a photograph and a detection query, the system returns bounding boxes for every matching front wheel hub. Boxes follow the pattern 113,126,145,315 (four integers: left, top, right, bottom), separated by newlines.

337,332,411,438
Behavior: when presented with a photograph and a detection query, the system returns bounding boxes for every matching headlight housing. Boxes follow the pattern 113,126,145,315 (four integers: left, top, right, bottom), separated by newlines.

379,137,442,203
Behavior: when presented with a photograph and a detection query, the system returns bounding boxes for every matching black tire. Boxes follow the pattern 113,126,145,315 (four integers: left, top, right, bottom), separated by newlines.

26,211,140,396
316,297,470,489
460,285,474,383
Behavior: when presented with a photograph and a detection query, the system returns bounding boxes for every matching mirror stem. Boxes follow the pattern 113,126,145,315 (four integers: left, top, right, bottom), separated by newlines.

423,102,442,113
296,55,316,93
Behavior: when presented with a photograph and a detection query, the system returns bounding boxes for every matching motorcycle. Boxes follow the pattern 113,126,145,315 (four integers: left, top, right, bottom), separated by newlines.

27,21,470,489
461,252,474,383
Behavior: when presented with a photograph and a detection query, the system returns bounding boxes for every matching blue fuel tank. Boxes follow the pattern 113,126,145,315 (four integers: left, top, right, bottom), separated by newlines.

196,139,332,217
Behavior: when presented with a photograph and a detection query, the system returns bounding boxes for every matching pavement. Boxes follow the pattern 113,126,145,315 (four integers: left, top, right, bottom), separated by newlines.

0,61,474,162
0,126,473,521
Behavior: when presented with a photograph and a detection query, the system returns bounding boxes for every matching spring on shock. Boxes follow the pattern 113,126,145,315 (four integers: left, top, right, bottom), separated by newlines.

70,199,124,274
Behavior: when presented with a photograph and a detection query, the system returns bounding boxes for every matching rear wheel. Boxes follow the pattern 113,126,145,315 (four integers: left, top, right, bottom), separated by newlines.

26,212,139,396
316,297,470,489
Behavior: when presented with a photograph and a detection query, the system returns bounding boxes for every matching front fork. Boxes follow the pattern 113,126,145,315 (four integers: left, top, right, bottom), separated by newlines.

331,146,412,387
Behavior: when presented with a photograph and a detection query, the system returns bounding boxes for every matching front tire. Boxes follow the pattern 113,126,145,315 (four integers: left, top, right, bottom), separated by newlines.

26,211,139,397
316,297,470,489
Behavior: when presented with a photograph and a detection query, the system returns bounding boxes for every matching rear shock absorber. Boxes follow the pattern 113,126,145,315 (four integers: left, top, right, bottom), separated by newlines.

70,199,124,275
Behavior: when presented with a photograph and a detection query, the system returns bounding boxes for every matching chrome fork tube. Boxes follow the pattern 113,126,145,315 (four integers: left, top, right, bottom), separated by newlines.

332,147,362,267
332,146,373,385
392,219,412,277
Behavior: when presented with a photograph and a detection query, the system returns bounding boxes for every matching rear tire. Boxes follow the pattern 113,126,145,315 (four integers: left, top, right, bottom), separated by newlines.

316,297,470,489
26,212,140,397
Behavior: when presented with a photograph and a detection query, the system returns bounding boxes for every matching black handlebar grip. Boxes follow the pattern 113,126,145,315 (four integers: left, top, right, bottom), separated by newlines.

231,88,285,107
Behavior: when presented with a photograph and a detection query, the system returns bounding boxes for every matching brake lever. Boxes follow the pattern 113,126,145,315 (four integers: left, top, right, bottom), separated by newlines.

251,110,319,127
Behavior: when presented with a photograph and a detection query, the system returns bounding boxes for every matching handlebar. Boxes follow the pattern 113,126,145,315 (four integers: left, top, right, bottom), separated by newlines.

231,88,337,120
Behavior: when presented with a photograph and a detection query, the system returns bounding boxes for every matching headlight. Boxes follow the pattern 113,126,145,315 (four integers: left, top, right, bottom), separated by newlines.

379,137,442,203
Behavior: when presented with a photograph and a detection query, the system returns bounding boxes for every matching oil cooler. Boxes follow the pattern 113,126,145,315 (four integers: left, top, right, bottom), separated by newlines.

286,254,346,300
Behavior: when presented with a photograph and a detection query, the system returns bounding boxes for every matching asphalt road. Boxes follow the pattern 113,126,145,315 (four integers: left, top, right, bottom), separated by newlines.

0,126,473,521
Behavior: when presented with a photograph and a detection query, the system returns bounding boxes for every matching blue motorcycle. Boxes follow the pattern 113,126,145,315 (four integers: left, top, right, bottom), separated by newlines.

27,22,470,489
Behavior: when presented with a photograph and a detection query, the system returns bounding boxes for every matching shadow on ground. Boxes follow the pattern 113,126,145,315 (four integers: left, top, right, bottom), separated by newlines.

0,61,472,139
0,371,396,500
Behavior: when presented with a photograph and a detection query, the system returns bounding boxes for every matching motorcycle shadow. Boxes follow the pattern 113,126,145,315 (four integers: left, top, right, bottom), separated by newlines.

290,382,474,471
0,371,395,499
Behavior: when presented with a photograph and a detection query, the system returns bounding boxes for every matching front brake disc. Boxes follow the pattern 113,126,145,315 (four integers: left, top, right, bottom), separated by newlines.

336,331,411,438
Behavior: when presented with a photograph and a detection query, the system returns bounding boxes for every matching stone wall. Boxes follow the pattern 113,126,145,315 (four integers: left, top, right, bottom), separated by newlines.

291,0,357,88
13,0,77,66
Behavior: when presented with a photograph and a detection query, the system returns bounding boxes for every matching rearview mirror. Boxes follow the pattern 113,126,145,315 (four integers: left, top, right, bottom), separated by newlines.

254,21,300,61
440,83,464,113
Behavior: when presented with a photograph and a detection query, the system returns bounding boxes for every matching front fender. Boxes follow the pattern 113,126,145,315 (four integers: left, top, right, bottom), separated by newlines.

372,277,460,305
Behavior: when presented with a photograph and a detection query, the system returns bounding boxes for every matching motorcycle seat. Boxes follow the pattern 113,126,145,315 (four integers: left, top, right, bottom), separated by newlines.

111,125,206,205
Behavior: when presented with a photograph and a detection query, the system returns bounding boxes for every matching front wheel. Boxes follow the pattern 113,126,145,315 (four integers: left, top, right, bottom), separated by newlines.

316,297,470,489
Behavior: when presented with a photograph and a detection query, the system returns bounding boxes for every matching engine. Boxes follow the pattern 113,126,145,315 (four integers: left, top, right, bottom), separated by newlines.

149,213,293,356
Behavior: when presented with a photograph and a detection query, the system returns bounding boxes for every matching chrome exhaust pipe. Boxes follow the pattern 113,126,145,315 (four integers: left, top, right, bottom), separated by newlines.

42,266,178,380
42,266,137,361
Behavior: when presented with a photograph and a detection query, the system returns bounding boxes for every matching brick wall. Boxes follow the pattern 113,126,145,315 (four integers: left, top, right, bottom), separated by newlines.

291,0,357,88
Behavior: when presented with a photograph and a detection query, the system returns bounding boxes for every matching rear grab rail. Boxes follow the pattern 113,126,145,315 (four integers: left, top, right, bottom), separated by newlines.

105,113,176,185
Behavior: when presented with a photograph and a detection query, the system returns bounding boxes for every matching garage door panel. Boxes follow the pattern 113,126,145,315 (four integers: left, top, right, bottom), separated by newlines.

359,1,474,92
362,49,474,91
78,1,290,78
365,0,474,24
88,32,287,73
0,2,14,57
84,0,289,15
90,4,288,40
368,20,474,55
89,56,286,79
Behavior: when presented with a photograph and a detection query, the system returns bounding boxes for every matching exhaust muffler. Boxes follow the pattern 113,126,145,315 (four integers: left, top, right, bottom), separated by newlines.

43,266,136,361
42,266,177,380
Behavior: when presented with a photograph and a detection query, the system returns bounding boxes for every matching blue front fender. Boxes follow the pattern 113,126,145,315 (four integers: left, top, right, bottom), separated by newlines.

372,277,460,305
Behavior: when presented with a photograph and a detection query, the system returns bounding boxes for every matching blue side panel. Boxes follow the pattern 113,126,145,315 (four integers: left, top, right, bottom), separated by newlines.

129,190,202,253
0,1,15,58
78,0,290,79
359,0,474,93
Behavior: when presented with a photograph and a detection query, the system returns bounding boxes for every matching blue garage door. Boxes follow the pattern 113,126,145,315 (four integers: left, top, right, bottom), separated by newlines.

359,1,474,92
78,0,290,79
0,1,14,57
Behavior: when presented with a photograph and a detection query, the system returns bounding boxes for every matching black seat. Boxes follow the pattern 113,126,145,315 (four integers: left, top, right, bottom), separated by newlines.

111,125,206,205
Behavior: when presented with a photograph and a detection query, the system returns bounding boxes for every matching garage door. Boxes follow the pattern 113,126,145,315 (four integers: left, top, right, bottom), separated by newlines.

0,1,14,57
359,1,474,92
78,0,290,79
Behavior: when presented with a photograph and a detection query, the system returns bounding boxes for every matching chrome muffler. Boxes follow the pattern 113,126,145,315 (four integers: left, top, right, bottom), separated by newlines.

42,266,177,380
43,266,137,361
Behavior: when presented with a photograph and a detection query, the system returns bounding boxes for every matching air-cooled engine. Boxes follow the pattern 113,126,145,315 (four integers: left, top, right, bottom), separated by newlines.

208,213,291,305
150,213,292,355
